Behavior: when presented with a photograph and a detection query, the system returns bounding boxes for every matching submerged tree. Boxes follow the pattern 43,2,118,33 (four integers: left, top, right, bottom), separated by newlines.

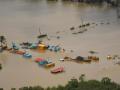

101,77,111,84
79,74,85,82
0,36,7,49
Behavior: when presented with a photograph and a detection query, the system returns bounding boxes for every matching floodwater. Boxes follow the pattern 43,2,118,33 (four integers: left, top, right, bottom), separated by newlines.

0,0,120,90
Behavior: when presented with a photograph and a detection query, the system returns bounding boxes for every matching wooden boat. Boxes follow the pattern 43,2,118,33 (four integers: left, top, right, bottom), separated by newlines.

51,67,64,74
21,46,29,49
45,63,55,68
73,56,91,63
35,58,44,62
20,42,32,49
37,28,47,38
38,44,46,50
23,53,32,58
107,55,112,60
59,58,64,61
29,43,38,49
47,45,54,51
54,46,61,52
88,56,99,61
82,59,91,63
37,34,47,38
12,42,19,50
15,50,25,55
20,42,32,46
47,45,61,52
38,60,48,66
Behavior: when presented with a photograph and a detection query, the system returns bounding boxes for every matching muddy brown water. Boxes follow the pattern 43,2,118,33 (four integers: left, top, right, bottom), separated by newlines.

0,0,120,90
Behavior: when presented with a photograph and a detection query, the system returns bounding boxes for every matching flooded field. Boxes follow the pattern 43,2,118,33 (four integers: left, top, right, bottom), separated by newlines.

0,0,120,90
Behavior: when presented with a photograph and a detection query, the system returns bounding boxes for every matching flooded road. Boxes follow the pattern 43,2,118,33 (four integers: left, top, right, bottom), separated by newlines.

0,0,120,90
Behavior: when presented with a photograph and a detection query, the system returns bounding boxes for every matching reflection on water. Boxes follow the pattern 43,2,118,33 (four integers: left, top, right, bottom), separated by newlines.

0,0,120,90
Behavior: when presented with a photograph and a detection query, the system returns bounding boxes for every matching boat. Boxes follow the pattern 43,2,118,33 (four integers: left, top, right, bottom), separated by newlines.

74,56,91,63
12,42,19,50
38,60,48,66
15,50,25,55
46,58,52,64
88,56,99,61
107,55,112,60
47,45,55,51
51,67,64,74
38,44,46,50
59,58,64,61
35,58,44,62
47,45,61,52
21,46,30,49
54,46,61,52
37,34,47,38
20,42,32,49
20,42,32,46
82,59,91,63
89,50,98,54
44,63,55,68
29,43,38,49
23,53,32,58
37,28,47,38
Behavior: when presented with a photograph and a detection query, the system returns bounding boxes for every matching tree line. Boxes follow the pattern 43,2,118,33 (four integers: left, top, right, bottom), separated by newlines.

1,74,120,90
61,0,118,6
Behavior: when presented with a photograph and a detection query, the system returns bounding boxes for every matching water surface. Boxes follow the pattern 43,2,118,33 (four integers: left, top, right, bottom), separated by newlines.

0,0,120,90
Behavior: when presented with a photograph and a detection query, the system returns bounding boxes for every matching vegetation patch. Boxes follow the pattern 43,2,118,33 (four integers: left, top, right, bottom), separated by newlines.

4,75,120,90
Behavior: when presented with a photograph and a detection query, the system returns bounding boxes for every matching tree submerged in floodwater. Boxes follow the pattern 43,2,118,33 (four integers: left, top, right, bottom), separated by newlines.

0,36,7,51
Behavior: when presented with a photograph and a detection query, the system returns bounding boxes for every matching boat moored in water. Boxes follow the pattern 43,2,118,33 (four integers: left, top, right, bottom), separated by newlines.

51,67,64,74
23,53,32,58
